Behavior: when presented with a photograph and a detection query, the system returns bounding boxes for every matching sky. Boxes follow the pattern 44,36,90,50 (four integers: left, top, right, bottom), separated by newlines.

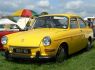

0,0,95,17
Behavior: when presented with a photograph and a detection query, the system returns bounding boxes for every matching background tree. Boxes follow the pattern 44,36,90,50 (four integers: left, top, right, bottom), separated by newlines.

40,12,48,15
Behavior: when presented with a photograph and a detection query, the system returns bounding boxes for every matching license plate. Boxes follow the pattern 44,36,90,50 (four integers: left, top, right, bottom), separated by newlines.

14,48,30,54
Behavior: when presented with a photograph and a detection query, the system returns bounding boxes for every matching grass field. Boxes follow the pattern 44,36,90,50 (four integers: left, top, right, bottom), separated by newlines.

0,43,95,70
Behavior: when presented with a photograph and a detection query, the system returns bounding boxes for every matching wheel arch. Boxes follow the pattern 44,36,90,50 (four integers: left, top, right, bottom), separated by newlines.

59,42,69,55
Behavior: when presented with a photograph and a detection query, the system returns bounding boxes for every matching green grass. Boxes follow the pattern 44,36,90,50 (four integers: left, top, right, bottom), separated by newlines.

0,43,95,70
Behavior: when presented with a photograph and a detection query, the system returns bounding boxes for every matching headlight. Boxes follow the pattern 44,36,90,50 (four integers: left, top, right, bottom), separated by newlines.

42,36,51,46
1,36,8,45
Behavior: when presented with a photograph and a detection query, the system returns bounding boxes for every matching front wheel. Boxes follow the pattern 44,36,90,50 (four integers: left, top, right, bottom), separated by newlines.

5,51,12,60
55,46,67,62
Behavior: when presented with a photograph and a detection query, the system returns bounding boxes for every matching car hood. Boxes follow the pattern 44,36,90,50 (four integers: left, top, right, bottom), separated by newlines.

7,28,67,47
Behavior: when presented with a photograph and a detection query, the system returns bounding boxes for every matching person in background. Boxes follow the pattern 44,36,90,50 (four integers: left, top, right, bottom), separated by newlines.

87,18,95,37
87,18,93,28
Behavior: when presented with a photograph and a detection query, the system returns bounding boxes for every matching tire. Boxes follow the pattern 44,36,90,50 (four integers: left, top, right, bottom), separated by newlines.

86,39,92,51
93,28,95,37
55,46,67,62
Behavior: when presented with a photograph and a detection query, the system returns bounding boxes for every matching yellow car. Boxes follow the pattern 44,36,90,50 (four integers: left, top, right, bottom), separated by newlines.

1,14,93,61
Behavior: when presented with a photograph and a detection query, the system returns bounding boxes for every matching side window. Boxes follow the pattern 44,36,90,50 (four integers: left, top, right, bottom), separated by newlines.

78,18,86,28
70,17,78,28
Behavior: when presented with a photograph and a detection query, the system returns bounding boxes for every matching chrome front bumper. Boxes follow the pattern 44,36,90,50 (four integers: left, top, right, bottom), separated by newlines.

3,51,52,59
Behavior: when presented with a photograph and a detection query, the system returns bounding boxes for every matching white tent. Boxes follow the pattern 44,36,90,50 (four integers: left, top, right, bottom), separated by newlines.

0,18,16,24
84,17,95,20
17,17,31,29
0,18,20,31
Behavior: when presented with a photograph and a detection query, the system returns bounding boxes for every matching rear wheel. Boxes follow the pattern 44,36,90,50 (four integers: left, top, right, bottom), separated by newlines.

86,38,93,51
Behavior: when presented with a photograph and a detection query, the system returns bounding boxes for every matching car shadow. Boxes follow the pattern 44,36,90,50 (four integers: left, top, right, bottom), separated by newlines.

68,41,95,59
4,48,89,65
5,58,57,66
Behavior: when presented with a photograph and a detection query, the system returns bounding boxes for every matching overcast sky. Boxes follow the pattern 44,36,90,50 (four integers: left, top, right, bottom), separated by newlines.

0,0,95,17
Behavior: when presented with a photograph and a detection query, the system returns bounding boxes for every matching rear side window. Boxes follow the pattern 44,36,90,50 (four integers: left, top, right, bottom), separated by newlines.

78,18,86,28
70,17,78,28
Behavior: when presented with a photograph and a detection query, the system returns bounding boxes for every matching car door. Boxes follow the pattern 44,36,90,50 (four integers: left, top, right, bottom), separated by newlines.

77,17,89,49
69,17,83,54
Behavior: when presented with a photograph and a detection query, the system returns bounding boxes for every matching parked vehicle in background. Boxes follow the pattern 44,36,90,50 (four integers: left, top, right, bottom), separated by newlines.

84,17,95,27
0,17,35,50
0,18,20,49
2,14,93,62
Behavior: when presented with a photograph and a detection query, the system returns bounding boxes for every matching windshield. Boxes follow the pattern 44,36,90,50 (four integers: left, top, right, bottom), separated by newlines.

33,16,68,29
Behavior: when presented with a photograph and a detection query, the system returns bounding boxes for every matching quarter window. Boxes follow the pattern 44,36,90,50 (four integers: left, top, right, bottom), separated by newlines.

78,18,86,28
